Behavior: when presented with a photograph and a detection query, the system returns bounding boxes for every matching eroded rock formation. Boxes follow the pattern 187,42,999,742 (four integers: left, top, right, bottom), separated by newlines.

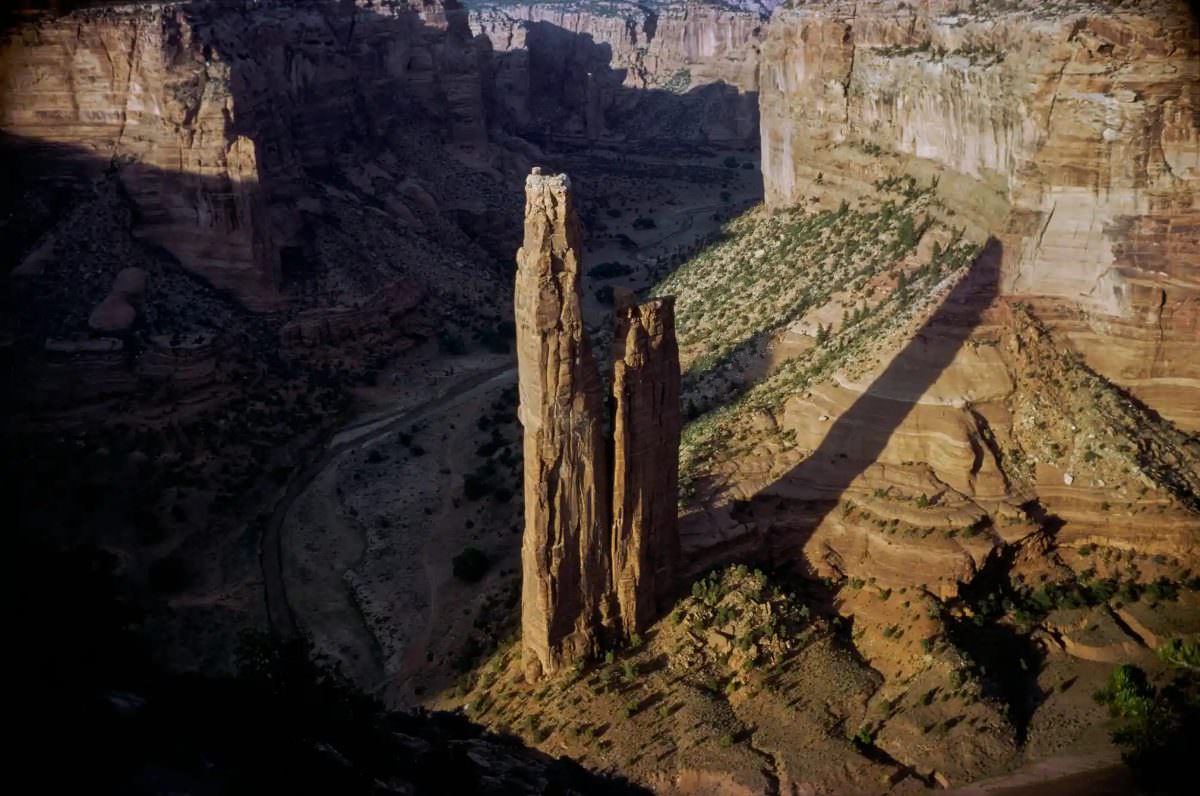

516,169,682,678
516,168,613,680
611,295,682,638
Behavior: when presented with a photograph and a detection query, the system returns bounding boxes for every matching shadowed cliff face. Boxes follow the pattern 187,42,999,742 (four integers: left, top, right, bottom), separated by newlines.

0,0,754,687
470,1,764,147
1,0,761,316
0,0,760,418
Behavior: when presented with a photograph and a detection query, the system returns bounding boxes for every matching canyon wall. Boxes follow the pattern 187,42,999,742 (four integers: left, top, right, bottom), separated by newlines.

758,0,1199,430
1,0,490,310
469,1,766,146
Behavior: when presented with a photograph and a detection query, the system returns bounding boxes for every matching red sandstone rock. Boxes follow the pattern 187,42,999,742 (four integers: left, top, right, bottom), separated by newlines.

758,0,1199,430
611,296,682,637
515,168,613,680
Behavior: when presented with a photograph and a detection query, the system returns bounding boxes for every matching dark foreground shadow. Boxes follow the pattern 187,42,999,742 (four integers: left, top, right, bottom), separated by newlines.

11,539,650,794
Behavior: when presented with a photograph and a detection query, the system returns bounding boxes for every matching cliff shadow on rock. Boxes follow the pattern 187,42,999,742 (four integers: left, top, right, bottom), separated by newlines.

1,0,503,313
687,238,1003,566
2,0,763,318
478,19,760,151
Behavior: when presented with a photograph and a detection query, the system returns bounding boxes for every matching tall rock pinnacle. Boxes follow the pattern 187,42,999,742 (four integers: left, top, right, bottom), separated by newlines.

611,296,682,637
515,168,612,681
515,168,683,680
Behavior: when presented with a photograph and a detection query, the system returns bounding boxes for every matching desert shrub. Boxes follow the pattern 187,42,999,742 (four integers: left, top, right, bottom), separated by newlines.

452,547,489,583
1158,638,1200,670
632,217,656,230
438,332,466,355
1145,577,1180,603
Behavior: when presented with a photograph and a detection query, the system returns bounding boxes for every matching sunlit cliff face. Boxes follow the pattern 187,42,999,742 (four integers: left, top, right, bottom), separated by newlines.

758,0,1200,431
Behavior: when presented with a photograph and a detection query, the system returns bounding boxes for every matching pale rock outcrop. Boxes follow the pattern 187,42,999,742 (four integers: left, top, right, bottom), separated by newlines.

611,296,682,637
515,168,613,680
88,267,147,332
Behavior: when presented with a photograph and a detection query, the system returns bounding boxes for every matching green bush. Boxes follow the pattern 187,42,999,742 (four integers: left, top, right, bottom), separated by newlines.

1093,662,1200,786
1158,638,1200,670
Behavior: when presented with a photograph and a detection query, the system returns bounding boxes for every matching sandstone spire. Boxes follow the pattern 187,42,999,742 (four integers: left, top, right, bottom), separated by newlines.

515,168,684,680
611,296,682,637
515,168,612,681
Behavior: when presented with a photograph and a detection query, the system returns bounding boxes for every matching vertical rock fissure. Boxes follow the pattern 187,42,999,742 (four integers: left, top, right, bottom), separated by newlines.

515,168,681,680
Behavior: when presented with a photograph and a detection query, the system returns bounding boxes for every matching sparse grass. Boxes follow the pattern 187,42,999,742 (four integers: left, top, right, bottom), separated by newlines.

656,178,979,493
